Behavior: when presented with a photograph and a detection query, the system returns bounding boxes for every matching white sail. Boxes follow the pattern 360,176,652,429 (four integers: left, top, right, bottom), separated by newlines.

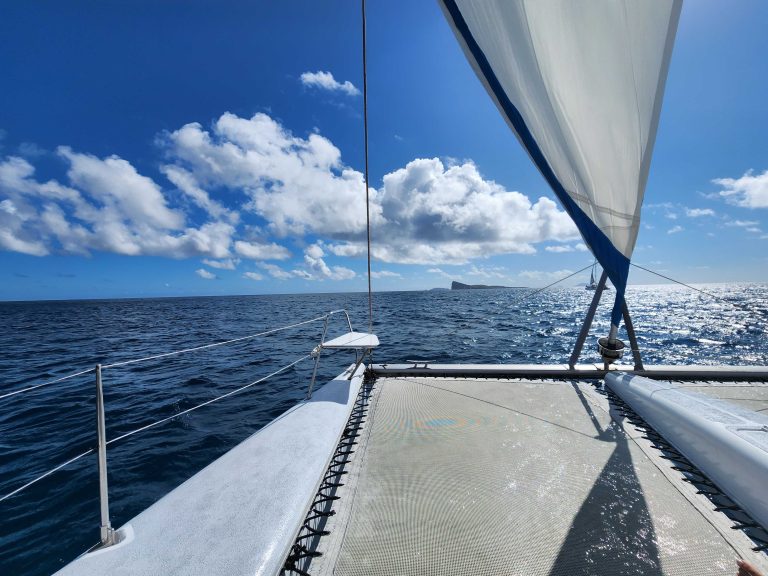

440,0,681,329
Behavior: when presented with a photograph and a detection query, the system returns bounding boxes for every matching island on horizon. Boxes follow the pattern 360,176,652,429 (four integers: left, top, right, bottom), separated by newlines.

450,281,525,290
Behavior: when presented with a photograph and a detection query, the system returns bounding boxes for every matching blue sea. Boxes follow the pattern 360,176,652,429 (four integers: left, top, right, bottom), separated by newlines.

1,284,767,575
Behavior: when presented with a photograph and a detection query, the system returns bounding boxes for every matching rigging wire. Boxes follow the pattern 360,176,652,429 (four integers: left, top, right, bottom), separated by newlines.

361,0,373,335
429,264,593,362
630,263,767,319
510,263,594,307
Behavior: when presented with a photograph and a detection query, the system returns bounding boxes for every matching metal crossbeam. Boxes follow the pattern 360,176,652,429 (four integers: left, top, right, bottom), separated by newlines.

569,270,608,368
569,270,644,370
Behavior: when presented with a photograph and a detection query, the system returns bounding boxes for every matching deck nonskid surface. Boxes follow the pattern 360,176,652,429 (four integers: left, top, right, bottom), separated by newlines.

332,377,741,575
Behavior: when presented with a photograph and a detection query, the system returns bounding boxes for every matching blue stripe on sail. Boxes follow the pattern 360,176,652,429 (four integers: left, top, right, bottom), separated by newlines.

441,0,629,326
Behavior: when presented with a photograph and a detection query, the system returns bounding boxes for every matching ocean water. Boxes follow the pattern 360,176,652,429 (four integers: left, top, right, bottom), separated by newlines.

1,284,766,575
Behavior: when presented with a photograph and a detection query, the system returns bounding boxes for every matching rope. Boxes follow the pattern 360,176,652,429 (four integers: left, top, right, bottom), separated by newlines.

0,367,95,402
630,263,767,319
361,0,373,335
102,315,327,369
106,354,311,446
0,448,94,503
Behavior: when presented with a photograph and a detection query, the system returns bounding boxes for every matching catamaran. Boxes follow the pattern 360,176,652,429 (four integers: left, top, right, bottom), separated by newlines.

2,0,767,574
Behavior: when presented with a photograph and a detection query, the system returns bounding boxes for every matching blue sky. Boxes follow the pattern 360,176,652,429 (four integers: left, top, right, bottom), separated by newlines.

1,0,766,301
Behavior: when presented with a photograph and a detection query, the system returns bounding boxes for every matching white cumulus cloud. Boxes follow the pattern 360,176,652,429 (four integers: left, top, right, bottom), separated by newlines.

196,268,216,279
242,271,263,281
203,258,239,270
305,243,325,259
234,240,291,260
162,164,236,222
327,158,579,264
1,111,582,272
327,243,366,258
60,146,184,230
374,158,578,263
258,262,294,280
370,270,401,279
302,243,355,281
545,243,588,253
714,170,768,208
0,153,236,259
161,114,578,265
162,113,379,239
667,225,684,234
300,71,360,96
685,207,715,218
0,226,48,256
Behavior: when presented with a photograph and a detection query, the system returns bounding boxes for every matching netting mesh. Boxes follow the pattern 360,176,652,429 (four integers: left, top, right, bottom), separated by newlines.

334,378,736,576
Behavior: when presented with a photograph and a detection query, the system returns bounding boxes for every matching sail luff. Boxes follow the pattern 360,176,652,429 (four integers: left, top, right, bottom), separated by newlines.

631,1,682,258
439,0,682,329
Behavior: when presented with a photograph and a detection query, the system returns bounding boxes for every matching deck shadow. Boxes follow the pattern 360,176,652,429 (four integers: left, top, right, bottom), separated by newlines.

547,386,662,575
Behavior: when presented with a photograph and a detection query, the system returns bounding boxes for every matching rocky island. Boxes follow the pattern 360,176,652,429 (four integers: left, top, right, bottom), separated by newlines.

451,281,514,290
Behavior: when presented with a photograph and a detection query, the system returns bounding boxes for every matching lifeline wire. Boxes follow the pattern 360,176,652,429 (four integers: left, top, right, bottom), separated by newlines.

0,315,329,403
0,367,95,402
0,448,94,503
106,354,311,446
102,315,327,369
0,354,311,503
362,0,373,335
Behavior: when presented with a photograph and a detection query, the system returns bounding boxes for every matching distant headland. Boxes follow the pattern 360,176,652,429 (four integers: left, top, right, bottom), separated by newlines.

450,281,522,290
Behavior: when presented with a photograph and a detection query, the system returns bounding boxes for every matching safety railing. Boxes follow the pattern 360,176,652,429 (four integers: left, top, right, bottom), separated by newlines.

307,309,355,399
0,309,359,548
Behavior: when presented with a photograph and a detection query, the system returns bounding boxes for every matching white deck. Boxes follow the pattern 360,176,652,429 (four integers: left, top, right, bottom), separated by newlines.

54,364,366,576
322,331,379,349
51,364,768,576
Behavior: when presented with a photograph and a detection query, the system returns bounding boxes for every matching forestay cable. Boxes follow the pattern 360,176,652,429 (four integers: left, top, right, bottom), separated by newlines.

361,0,373,335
